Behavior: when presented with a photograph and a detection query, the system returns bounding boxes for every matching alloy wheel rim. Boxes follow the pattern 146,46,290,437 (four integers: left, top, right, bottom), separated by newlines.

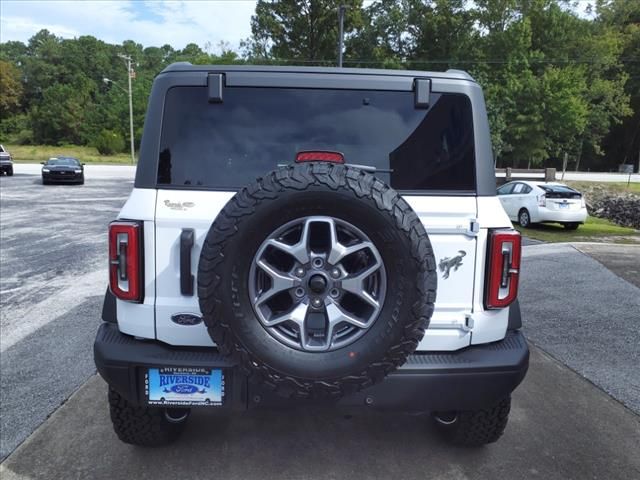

248,216,386,352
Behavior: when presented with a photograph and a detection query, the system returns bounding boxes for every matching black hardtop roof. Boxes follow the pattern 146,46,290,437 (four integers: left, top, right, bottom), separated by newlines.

160,62,475,82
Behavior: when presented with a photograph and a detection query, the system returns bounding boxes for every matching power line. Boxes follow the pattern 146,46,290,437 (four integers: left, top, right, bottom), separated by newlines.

257,57,640,65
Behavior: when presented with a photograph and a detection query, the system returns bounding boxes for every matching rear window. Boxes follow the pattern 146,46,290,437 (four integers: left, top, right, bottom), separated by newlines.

47,158,80,166
158,87,476,192
539,184,581,199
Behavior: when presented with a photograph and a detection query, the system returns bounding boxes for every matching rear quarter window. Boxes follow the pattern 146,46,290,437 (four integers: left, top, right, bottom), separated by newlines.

158,86,476,192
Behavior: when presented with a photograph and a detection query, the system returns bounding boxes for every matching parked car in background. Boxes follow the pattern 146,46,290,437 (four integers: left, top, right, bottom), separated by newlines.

0,144,13,176
497,181,587,230
41,157,85,185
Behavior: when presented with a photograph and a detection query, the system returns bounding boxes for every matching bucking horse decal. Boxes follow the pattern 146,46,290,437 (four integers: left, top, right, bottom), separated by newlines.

438,250,466,279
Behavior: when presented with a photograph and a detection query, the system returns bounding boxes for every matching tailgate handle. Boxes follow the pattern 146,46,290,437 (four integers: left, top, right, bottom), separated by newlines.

180,229,195,296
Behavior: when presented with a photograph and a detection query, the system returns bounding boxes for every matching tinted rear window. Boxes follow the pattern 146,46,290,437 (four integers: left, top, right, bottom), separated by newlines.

539,184,581,198
158,87,475,192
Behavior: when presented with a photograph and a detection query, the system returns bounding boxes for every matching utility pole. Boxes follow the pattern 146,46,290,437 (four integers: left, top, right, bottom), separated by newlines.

338,5,346,67
632,150,639,187
561,152,568,181
118,53,135,164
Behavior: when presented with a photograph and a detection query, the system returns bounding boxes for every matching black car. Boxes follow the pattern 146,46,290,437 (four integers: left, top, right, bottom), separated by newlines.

0,144,13,176
41,157,85,185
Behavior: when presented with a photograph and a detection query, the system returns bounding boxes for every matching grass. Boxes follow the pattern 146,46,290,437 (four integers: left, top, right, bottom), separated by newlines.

5,144,134,165
515,216,639,244
566,181,640,195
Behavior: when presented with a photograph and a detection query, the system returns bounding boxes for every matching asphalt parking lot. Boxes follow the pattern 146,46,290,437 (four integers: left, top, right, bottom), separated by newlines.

1,165,639,479
0,166,133,459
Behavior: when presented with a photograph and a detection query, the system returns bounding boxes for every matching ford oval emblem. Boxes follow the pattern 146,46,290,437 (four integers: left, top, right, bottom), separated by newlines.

171,384,198,394
171,313,203,326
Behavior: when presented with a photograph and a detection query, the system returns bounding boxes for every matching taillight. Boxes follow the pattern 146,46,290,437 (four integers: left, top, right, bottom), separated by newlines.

580,195,586,208
485,230,521,309
295,151,344,163
537,194,546,207
109,221,143,302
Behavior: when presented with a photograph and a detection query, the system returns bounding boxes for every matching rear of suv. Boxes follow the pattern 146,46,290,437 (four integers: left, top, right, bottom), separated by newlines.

94,64,528,448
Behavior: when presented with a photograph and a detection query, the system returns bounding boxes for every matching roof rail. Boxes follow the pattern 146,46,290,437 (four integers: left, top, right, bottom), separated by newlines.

445,69,474,81
161,61,194,73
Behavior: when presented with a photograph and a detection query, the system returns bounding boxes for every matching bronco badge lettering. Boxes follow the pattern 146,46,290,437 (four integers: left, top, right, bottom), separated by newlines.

164,199,195,211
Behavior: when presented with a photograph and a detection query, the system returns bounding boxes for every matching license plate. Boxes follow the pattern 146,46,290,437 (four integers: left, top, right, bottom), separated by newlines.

559,203,569,209
145,367,224,406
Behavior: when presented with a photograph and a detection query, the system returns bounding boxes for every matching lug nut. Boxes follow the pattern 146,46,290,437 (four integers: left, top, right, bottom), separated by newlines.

330,268,340,279
295,267,305,277
295,287,305,298
312,298,323,308
329,288,340,298
312,258,324,269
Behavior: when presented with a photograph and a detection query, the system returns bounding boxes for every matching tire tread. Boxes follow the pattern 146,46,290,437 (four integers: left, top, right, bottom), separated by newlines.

198,163,437,399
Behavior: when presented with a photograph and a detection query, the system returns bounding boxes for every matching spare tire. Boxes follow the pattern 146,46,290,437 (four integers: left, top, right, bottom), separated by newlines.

198,163,437,399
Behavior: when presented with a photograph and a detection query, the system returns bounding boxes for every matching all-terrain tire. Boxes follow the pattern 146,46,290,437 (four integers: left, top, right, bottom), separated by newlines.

108,388,189,447
433,396,511,447
198,162,437,399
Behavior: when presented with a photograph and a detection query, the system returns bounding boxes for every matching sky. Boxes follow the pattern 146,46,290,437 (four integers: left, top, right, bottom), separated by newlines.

0,0,259,52
0,0,595,52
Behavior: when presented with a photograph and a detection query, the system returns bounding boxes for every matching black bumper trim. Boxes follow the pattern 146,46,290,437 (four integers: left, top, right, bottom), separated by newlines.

94,323,528,412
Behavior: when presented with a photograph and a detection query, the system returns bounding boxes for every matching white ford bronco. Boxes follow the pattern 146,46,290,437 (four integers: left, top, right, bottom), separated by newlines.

94,64,528,447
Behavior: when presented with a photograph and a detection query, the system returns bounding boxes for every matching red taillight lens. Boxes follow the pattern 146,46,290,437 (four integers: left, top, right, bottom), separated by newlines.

295,151,344,163
109,221,143,302
485,230,521,309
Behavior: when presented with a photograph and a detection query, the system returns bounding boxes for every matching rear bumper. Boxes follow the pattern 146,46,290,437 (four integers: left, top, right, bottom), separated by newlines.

535,207,587,223
94,322,529,412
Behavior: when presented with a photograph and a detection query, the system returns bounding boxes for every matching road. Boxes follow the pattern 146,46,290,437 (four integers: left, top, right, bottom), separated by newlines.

0,165,133,460
1,164,639,478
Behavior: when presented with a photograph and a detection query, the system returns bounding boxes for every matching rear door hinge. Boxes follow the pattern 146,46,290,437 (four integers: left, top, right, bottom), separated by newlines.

468,219,480,237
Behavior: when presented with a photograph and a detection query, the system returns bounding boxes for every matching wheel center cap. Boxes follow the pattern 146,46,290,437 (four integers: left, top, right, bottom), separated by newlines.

308,274,327,294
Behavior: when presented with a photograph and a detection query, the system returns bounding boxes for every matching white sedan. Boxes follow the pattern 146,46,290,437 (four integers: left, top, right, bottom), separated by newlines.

497,181,588,230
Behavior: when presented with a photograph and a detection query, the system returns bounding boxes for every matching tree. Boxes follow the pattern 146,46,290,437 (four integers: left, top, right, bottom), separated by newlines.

0,60,22,116
243,0,364,63
29,81,93,144
597,0,640,169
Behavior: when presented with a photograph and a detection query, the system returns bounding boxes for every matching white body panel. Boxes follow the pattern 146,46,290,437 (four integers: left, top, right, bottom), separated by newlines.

404,196,477,350
116,189,157,339
115,189,514,352
154,190,234,346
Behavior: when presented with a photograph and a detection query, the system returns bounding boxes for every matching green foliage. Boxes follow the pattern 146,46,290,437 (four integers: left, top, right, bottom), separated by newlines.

0,60,23,116
514,215,639,244
0,1,637,172
0,32,243,149
243,0,364,62
94,129,125,155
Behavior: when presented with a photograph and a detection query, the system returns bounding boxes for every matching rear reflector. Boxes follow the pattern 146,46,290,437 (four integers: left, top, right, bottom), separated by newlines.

109,221,143,302
295,151,344,163
485,230,521,309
